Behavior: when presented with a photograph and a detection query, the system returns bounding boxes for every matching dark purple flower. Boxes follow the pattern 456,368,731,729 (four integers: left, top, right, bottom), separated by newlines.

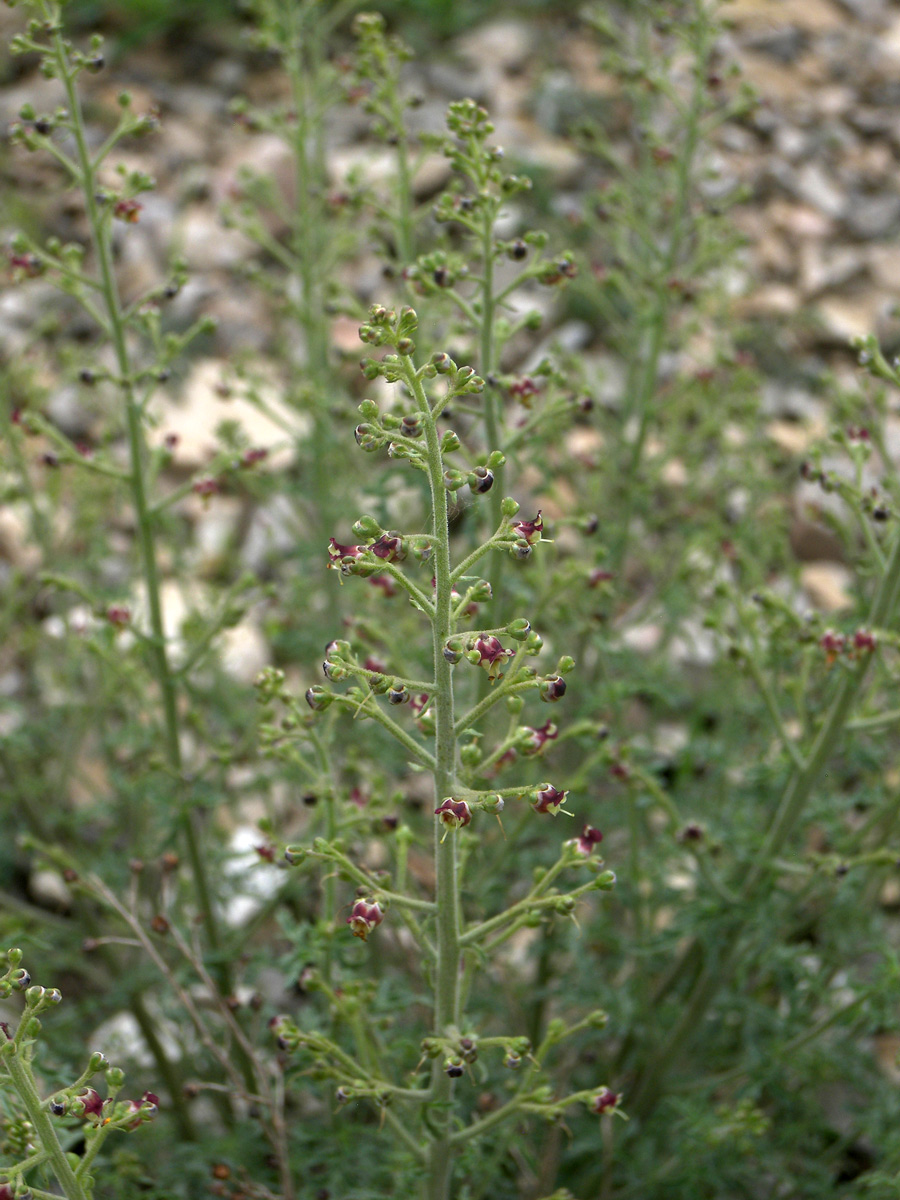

468,636,514,682
571,825,604,856
519,719,558,757
512,511,543,545
371,533,406,562
539,675,567,703
125,1092,159,1129
435,798,472,831
532,783,568,816
75,1088,105,1119
590,1087,620,1115
347,899,384,941
327,538,366,574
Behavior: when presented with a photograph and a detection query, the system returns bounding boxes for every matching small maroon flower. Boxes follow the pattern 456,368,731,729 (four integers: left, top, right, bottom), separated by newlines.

327,538,365,573
370,533,407,562
105,604,131,627
509,376,541,403
349,786,369,809
347,898,383,941
512,511,543,545
9,251,44,279
113,198,143,223
369,574,397,597
124,1091,159,1129
538,257,578,285
468,636,514,683
241,447,269,467
853,628,877,653
519,719,558,757
588,568,614,588
435,798,472,832
820,629,845,664
532,783,568,816
539,675,567,703
305,686,333,711
590,1088,620,1115
75,1088,105,1119
192,477,220,498
255,844,276,862
571,825,604,856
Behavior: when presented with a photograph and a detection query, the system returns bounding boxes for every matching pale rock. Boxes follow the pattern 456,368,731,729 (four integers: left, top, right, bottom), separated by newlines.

566,427,605,469
798,243,866,297
877,13,900,60
725,486,751,522
328,146,402,191
774,123,811,161
879,877,900,909
865,242,900,289
0,507,42,572
28,869,72,912
220,824,283,927
331,313,365,353
736,284,800,318
755,230,793,275
662,458,691,487
178,205,256,271
220,618,269,686
793,162,846,219
69,751,111,808
844,193,900,240
620,623,662,655
130,579,193,664
737,51,819,104
814,85,855,118
726,0,843,33
767,199,835,239
203,286,270,353
800,562,854,611
766,418,825,454
158,115,211,170
669,618,719,667
412,153,453,199
192,496,244,573
817,292,884,343
520,133,584,188
760,383,825,422
149,359,305,471
91,1009,181,1068
654,723,690,757
457,19,535,74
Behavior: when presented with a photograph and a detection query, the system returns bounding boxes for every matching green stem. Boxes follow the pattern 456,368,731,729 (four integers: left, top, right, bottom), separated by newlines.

3,1050,88,1200
628,522,900,1117
53,30,222,966
405,360,460,1200
479,219,505,619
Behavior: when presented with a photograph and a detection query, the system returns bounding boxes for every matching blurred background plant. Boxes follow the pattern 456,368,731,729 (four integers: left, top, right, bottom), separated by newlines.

5,0,900,1197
